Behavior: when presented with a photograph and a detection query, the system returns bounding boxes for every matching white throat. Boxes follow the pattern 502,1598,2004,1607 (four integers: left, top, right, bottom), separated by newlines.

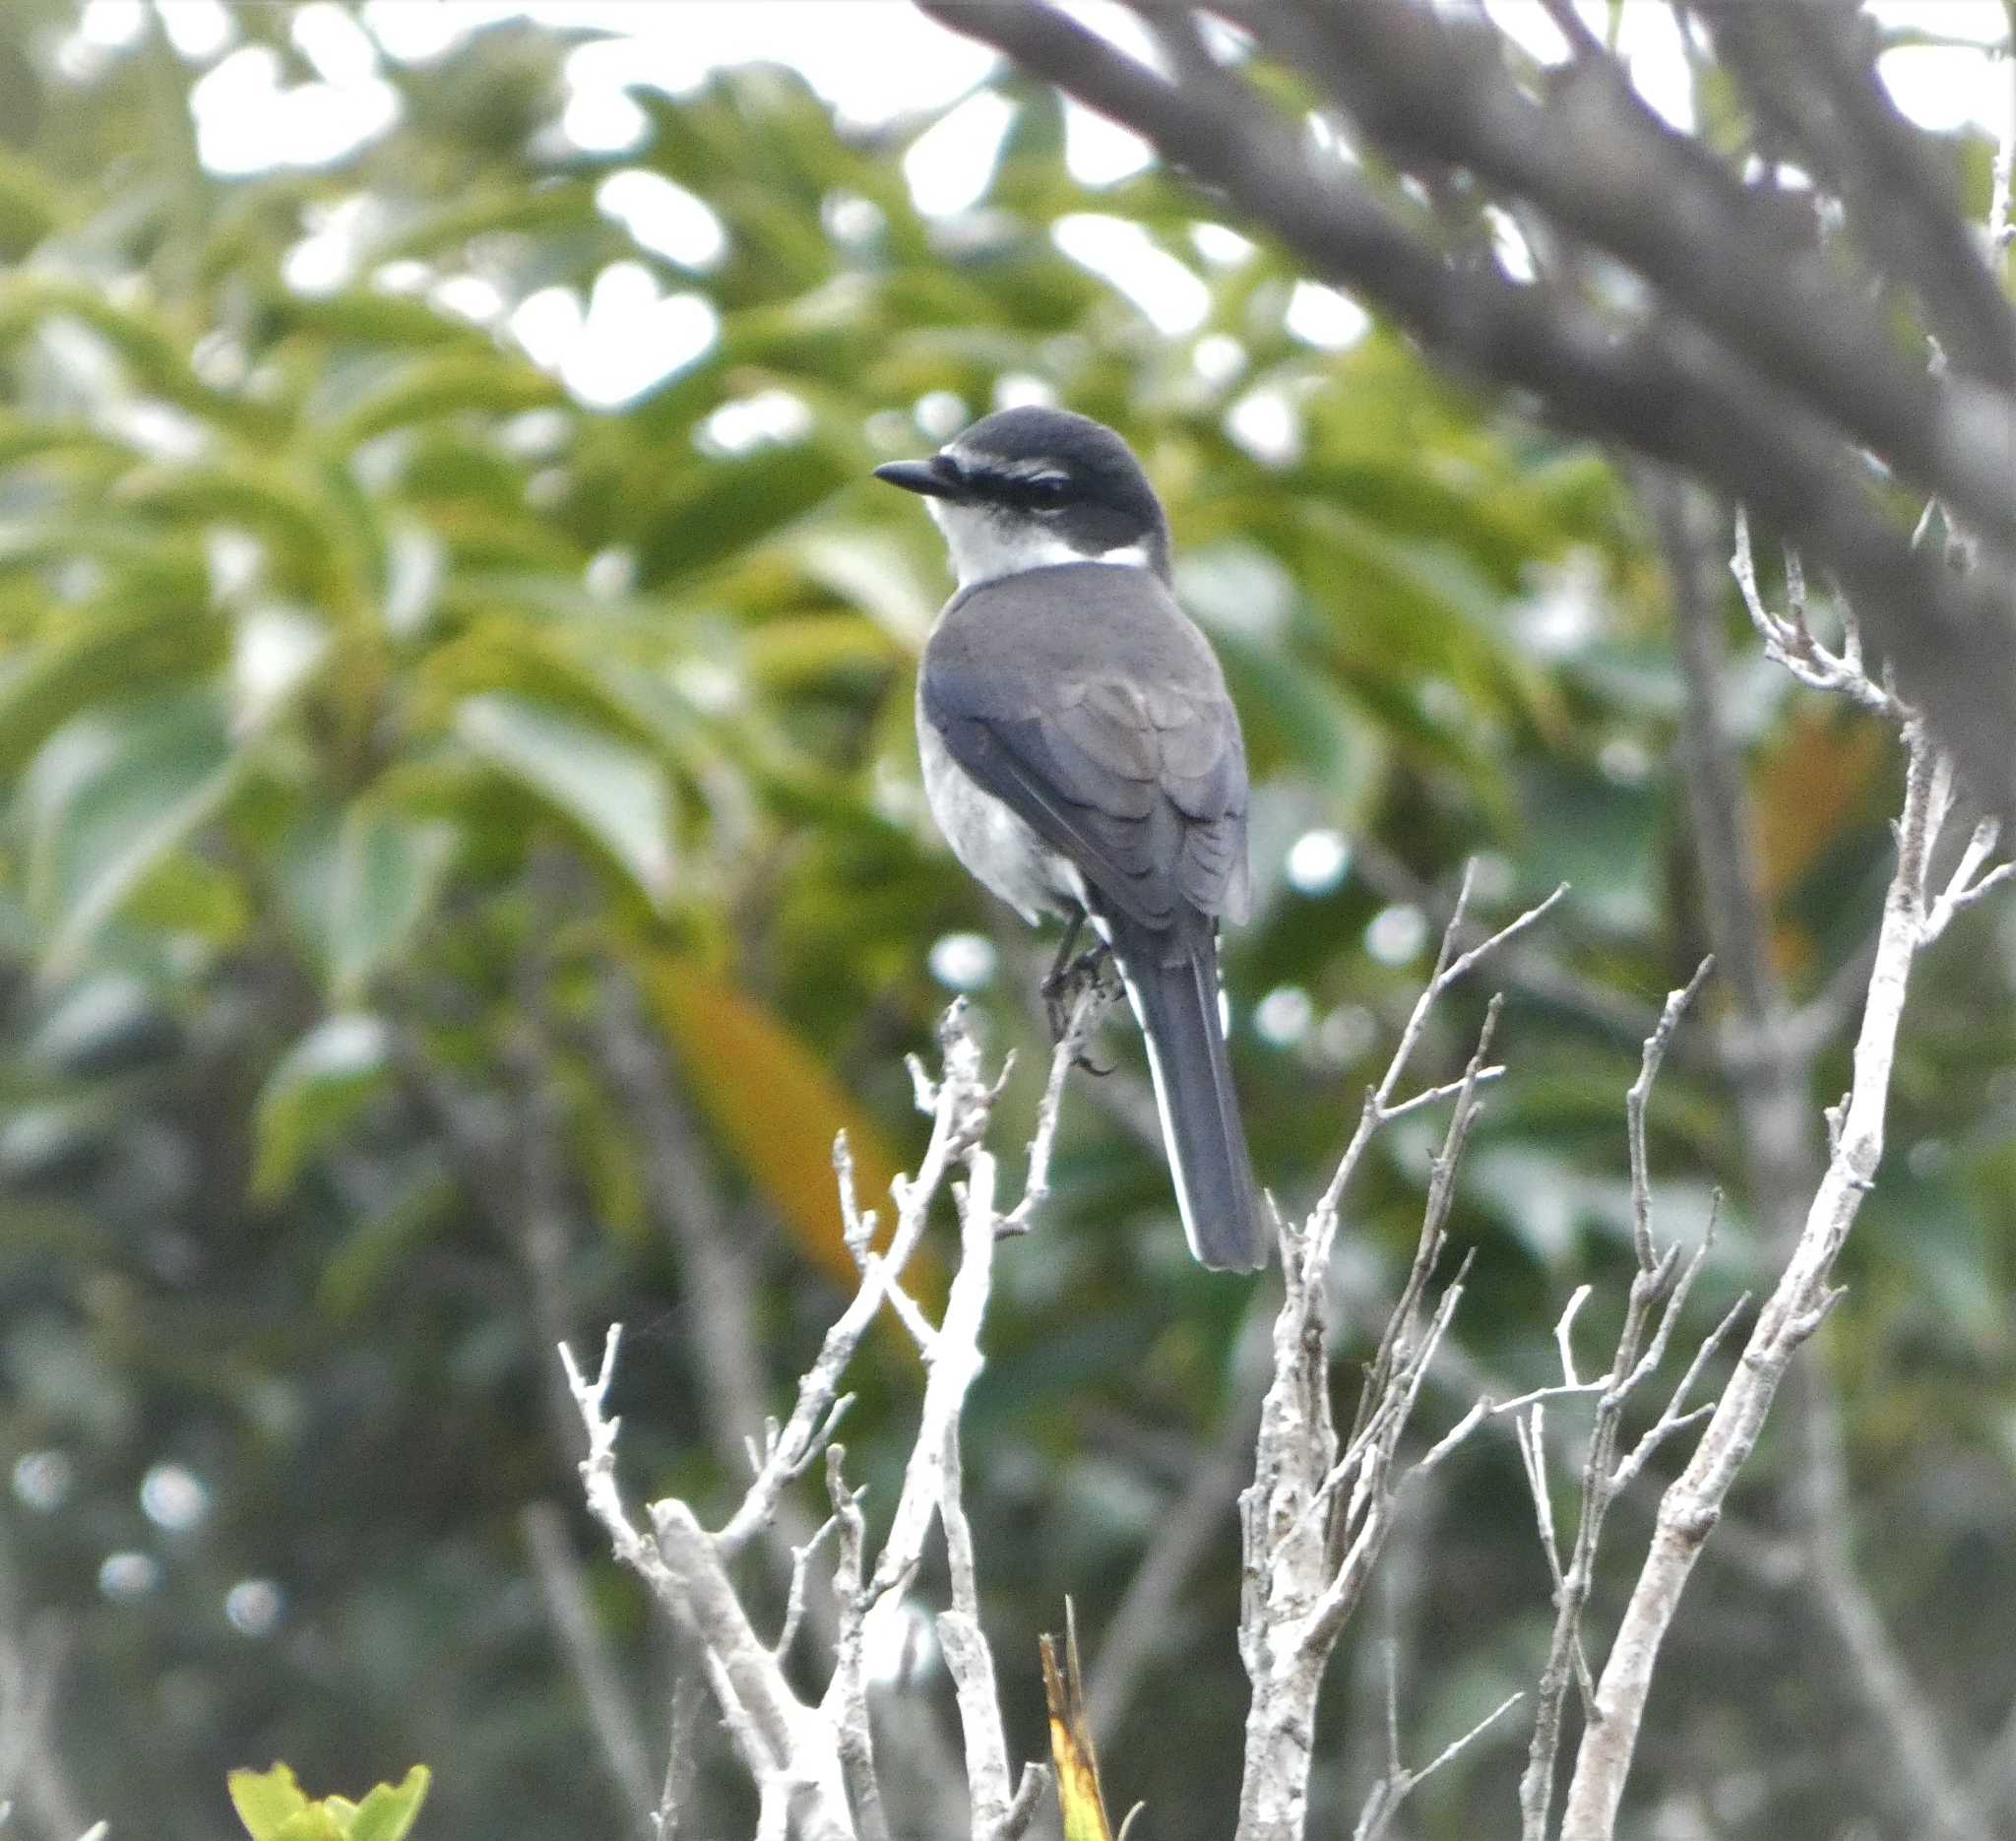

927,498,1148,590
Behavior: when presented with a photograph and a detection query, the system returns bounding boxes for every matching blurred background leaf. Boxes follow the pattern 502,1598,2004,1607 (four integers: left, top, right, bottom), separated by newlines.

0,8,2008,1841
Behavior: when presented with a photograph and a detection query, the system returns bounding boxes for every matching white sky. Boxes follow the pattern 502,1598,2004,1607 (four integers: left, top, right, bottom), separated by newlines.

61,1,2016,418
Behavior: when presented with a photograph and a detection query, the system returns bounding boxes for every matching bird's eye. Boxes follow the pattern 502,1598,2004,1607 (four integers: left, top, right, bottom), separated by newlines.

1025,473,1071,507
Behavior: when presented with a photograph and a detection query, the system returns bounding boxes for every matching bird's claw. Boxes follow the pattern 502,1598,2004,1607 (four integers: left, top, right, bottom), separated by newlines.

1042,945,1115,1072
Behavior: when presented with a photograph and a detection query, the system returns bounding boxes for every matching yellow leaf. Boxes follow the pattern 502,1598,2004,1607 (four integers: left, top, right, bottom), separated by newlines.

1042,1605,1118,1841
642,955,941,1308
1754,707,1887,903
1752,707,1888,982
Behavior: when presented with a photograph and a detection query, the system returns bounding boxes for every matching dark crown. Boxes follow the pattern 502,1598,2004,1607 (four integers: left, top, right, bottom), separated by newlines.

950,407,1170,573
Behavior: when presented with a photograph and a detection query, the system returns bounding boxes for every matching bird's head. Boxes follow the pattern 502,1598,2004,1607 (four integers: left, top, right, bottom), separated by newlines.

874,406,1171,589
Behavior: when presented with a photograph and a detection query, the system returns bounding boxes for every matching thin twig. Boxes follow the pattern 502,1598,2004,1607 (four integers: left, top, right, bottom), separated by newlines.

1239,941,1530,1841
824,1446,891,1841
1353,1685,1526,1841
1559,716,1980,1839
1519,966,1712,1841
649,1658,703,1841
1675,472,1999,1841
559,1329,854,1841
1002,978,1109,1234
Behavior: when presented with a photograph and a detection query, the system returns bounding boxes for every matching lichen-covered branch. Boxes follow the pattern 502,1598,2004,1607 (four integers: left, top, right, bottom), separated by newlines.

559,998,1089,1839
1659,464,1995,1841
1234,876,1562,1841
1514,967,1737,1841
1557,558,2014,1837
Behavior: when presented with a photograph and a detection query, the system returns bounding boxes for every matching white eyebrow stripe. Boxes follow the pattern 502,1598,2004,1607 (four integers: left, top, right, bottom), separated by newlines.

941,446,1070,485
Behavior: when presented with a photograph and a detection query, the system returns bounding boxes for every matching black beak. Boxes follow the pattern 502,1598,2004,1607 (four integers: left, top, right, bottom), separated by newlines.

873,456,968,500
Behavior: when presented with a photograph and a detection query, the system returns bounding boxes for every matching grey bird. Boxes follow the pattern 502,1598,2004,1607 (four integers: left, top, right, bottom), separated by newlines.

875,406,1265,1271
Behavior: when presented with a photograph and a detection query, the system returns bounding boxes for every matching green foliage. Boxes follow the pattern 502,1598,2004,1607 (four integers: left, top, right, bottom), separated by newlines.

228,1763,430,1841
454,692,678,906
250,1012,390,1202
0,8,2008,1841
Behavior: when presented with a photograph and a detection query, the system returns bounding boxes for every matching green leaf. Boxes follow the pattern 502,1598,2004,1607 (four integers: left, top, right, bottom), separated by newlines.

0,275,281,439
268,1809,346,1841
23,691,239,974
270,286,499,353
636,442,850,589
373,184,601,263
114,462,338,575
455,693,675,907
0,412,127,469
347,1766,432,1841
325,804,459,1003
316,1172,456,1317
325,352,564,449
228,1763,428,1841
0,598,222,776
228,1763,310,1840
0,517,210,596
250,1014,392,1203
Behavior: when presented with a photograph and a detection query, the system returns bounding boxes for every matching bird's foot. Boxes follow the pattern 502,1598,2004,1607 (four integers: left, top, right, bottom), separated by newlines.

1043,945,1115,1074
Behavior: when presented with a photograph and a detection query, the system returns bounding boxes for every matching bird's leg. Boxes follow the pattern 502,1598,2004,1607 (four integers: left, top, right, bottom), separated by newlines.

1041,909,1116,1074
1040,909,1088,1038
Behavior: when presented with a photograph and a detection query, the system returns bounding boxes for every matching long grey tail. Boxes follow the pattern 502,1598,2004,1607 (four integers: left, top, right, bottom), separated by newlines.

1107,919,1266,1272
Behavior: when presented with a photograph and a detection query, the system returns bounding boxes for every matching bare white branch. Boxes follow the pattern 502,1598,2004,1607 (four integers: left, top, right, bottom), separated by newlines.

1002,978,1109,1234
1731,507,1903,719
1354,1684,1526,1841
1518,966,1713,1841
775,1512,842,1664
1609,1292,1751,1495
1237,885,1551,1841
1379,1062,1508,1121
715,1055,964,1557
823,1446,890,1841
923,1156,1024,1839
1552,1286,1593,1389
556,1000,1075,1841
1312,871,1566,1254
1626,960,1715,1268
1521,1402,1566,1581
558,1326,856,1841
648,1662,702,1841
1923,817,2013,943
1558,684,2012,1837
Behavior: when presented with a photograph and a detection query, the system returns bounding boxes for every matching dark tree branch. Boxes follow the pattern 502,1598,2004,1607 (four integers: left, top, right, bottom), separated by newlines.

1227,1,1985,511
1709,0,2016,391
914,0,2016,816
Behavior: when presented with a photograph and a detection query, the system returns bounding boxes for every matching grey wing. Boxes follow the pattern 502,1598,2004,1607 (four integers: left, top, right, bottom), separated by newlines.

922,629,1248,932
